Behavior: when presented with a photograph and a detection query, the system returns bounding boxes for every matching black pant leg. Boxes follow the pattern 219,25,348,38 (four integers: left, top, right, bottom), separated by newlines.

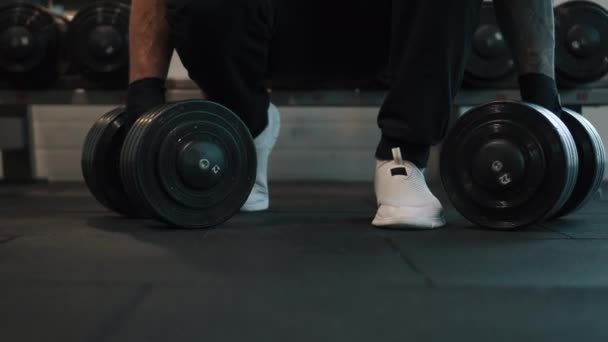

165,0,275,137
376,0,483,167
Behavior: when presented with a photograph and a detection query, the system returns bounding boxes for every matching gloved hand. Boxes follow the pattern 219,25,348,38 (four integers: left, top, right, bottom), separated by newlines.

125,77,167,125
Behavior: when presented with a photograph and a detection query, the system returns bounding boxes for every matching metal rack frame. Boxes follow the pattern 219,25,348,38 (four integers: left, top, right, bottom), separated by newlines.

1,87,608,107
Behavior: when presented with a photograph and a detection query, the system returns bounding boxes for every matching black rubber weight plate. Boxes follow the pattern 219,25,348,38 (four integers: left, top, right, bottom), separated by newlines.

0,2,66,87
555,0,608,84
464,2,515,84
120,100,257,229
0,2,53,73
82,107,141,217
68,0,130,85
440,101,578,230
554,108,606,217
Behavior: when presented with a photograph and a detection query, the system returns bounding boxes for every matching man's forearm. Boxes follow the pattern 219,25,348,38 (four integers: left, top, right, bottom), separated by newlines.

494,0,556,78
129,0,173,82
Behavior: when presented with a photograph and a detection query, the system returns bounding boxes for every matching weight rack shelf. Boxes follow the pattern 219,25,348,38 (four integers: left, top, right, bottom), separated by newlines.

1,87,608,106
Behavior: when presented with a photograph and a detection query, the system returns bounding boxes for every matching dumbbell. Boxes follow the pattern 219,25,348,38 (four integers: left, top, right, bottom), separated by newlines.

555,0,608,87
68,0,130,88
82,100,257,228
464,2,515,88
0,1,68,88
440,101,605,230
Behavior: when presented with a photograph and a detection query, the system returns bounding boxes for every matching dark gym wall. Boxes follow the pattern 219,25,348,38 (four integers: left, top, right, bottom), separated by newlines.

268,0,392,89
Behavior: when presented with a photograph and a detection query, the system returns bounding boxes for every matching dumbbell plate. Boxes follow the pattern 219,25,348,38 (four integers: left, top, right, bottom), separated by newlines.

555,0,608,85
464,2,515,85
68,1,130,86
82,107,141,217
0,3,51,72
554,108,606,217
440,101,579,230
120,100,257,229
0,2,66,88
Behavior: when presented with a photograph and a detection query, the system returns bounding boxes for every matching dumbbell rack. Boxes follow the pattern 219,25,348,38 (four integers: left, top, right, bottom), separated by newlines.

2,84,608,106
1,84,608,183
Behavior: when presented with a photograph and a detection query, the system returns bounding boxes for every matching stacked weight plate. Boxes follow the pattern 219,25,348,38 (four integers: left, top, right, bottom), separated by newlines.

81,107,141,217
464,2,516,88
441,102,579,230
68,0,130,88
83,100,257,229
120,100,257,229
553,108,606,217
0,1,68,88
555,0,608,87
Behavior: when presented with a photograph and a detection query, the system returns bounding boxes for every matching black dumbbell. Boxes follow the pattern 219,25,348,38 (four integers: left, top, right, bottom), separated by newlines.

555,0,608,87
0,1,68,88
68,0,130,88
552,108,606,218
464,2,515,88
441,101,606,230
81,107,140,217
82,100,257,229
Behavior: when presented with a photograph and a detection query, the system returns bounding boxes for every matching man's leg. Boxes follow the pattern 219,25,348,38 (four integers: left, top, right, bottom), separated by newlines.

373,0,482,229
165,0,280,211
165,0,275,136
377,0,483,166
494,0,563,115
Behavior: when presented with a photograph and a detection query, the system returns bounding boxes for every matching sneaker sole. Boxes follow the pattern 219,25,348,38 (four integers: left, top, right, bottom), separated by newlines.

372,215,446,229
241,198,270,212
372,203,446,229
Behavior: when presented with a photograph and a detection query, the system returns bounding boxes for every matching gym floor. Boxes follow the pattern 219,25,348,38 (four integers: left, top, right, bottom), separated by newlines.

1,181,608,341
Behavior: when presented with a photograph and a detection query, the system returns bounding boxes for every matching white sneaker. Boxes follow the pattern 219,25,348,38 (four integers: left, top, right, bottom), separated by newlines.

372,148,446,229
241,102,281,212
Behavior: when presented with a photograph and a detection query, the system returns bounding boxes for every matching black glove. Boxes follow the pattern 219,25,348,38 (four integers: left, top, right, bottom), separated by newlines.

518,73,563,117
125,77,167,123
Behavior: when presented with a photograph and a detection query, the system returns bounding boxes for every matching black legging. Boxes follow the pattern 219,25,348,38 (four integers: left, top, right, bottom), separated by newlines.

165,0,483,167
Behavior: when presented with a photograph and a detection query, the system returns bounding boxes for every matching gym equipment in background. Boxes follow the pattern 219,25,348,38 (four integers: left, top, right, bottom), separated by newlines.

68,0,130,88
464,2,516,89
555,0,608,88
0,1,68,88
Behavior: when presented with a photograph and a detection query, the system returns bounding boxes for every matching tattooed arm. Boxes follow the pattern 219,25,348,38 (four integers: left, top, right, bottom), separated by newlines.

493,0,556,78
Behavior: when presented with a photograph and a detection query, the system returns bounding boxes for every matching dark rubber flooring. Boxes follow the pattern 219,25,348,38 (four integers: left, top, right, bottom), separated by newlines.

0,182,607,342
